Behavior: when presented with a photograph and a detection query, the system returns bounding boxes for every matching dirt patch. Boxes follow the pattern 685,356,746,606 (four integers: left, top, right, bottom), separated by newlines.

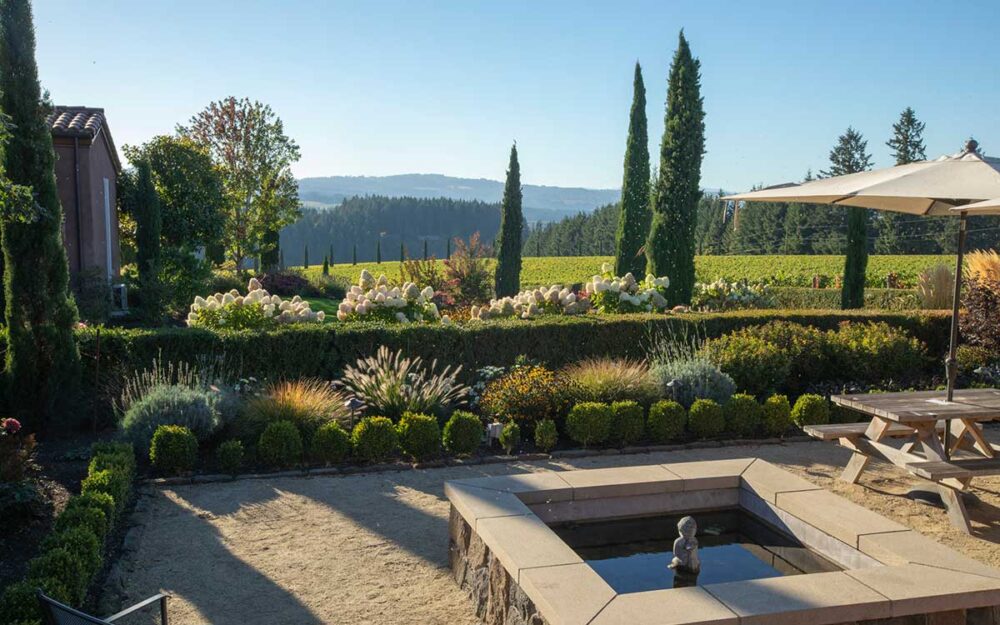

109,433,1000,625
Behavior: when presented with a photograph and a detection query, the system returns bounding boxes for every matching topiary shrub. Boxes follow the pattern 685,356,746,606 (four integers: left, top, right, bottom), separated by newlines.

443,411,482,455
310,422,351,465
647,400,686,443
650,358,736,409
149,425,198,475
54,501,108,540
27,547,88,603
701,335,791,397
121,385,218,455
534,418,558,452
66,491,116,528
80,470,129,517
791,394,830,427
565,402,612,448
762,394,793,436
688,399,725,439
724,394,763,438
396,413,441,461
609,401,645,447
351,417,398,462
0,577,72,625
41,526,102,582
257,421,304,469
499,421,521,454
216,439,245,475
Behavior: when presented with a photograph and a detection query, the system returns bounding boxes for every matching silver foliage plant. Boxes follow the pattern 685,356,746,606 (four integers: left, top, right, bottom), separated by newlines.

337,346,470,421
645,324,735,408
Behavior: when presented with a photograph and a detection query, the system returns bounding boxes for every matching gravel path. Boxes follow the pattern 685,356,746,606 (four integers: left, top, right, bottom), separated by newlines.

106,435,1000,625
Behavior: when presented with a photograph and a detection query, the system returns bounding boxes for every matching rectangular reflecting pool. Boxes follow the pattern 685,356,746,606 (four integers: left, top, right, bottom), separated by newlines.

551,509,841,594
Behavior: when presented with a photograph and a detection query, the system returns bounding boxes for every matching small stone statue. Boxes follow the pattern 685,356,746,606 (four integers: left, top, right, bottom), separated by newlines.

668,516,700,575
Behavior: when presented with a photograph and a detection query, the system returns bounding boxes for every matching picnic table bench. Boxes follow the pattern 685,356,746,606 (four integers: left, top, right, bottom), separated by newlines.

804,389,1000,534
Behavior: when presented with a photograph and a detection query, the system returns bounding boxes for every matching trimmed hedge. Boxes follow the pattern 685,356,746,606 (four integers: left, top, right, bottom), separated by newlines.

609,401,645,447
442,411,483,455
72,311,950,422
566,402,612,448
396,413,441,461
150,425,198,475
0,442,135,624
647,400,686,443
688,399,725,439
310,423,351,465
258,421,304,468
351,417,398,462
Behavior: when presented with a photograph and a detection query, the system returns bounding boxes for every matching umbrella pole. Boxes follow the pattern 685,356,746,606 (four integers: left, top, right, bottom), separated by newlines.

945,211,968,403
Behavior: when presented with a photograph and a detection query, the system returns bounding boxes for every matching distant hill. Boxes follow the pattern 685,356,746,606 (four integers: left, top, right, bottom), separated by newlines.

297,173,621,223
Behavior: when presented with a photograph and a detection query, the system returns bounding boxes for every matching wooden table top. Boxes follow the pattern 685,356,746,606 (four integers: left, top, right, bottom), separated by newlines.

831,389,1000,423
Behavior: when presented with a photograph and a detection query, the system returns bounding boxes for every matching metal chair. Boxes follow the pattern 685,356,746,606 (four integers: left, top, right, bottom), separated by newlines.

37,589,169,625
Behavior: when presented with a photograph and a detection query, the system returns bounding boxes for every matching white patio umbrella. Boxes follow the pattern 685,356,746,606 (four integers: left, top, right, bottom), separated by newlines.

722,140,1000,401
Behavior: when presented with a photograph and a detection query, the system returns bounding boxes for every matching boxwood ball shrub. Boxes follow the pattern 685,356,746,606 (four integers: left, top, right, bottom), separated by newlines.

396,412,441,461
216,439,245,475
724,394,763,438
67,491,116,529
566,402,612,448
54,501,108,540
499,421,521,454
27,547,88,603
258,420,304,468
647,400,686,443
610,401,645,447
150,425,199,475
791,394,830,427
0,577,73,624
310,422,351,465
122,384,218,455
41,526,102,583
688,399,725,439
762,394,793,436
351,416,398,462
81,469,129,514
443,410,483,455
534,418,558,452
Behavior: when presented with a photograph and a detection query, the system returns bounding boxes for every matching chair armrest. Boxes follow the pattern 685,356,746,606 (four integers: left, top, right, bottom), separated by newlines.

105,593,169,622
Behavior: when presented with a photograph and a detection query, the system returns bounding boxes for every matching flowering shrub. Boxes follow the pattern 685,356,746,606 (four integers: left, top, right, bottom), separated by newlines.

337,270,443,323
587,264,669,313
187,278,324,329
691,279,773,312
478,365,568,427
471,284,589,320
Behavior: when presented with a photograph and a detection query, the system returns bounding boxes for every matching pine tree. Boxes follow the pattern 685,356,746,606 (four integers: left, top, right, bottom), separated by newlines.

322,255,329,276
0,0,80,431
614,62,651,277
303,244,309,268
133,159,162,323
878,108,928,253
399,241,405,262
352,243,357,265
647,31,705,305
376,239,381,264
822,127,873,309
494,143,523,296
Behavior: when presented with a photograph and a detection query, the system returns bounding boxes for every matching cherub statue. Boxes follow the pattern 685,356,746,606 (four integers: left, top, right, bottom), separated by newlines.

668,516,700,575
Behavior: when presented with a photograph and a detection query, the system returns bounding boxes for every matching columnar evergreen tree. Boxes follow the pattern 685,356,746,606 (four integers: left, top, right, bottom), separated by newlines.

0,0,81,431
260,229,279,270
399,241,404,262
446,237,451,260
328,243,333,266
494,143,523,297
322,255,329,276
376,239,381,264
822,127,873,309
303,244,309,268
133,159,162,323
877,108,928,253
352,243,357,265
614,62,651,276
423,238,428,260
647,31,705,305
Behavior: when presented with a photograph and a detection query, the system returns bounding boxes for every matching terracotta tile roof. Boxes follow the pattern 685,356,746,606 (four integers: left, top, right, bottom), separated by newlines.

47,106,106,138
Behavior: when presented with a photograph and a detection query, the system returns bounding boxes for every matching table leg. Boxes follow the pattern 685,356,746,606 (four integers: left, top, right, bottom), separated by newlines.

960,419,994,458
839,418,891,484
940,487,973,534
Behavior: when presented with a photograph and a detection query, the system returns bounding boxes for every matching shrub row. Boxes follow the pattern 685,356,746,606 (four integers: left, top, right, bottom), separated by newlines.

0,442,135,624
770,287,920,311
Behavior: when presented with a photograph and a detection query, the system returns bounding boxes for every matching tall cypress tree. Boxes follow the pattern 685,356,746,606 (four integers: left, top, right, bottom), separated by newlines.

303,244,309,268
614,62,650,277
647,31,705,305
877,108,927,253
494,143,523,297
0,0,80,431
822,127,873,309
133,159,162,323
352,243,357,265
376,239,381,264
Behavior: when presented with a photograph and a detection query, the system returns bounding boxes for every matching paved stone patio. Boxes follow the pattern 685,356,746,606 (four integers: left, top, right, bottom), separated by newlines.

106,434,1000,625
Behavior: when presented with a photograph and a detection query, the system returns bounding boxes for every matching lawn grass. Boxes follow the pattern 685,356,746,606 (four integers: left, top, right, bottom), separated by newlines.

298,254,952,289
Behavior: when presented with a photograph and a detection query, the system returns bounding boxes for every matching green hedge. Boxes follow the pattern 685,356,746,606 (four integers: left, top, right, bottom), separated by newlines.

770,287,921,311
0,442,135,624
79,310,949,398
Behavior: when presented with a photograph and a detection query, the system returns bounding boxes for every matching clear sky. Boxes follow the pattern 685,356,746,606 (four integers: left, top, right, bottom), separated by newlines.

33,0,1000,192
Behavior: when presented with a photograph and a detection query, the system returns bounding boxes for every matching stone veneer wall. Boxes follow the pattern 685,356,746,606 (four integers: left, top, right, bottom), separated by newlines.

449,504,1000,625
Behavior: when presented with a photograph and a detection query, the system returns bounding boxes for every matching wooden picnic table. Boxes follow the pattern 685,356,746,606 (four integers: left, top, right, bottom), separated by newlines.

807,389,1000,534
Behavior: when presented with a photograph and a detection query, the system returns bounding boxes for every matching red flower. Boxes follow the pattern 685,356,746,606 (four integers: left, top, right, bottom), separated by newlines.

2,418,21,435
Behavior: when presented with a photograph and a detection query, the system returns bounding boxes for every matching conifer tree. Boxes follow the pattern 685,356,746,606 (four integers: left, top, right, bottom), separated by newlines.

322,255,329,276
614,62,651,277
399,241,404,262
133,159,162,323
260,229,279,271
303,244,309,268
329,243,334,266
646,31,705,305
878,108,927,253
279,248,284,269
0,0,80,431
352,243,357,265
822,127,873,309
423,238,428,260
494,143,523,296
376,239,381,264
446,237,451,260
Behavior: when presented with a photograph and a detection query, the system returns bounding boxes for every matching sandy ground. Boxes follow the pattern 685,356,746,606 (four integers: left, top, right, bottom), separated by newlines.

107,432,1000,625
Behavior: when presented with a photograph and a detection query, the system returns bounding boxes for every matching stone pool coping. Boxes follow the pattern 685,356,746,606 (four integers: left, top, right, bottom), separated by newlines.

446,458,1000,625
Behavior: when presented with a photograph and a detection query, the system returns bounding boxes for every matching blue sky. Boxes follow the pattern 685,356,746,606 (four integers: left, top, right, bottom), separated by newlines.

33,0,1000,191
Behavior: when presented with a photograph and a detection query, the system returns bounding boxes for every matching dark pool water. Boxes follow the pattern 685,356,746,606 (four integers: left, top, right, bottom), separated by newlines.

552,510,840,594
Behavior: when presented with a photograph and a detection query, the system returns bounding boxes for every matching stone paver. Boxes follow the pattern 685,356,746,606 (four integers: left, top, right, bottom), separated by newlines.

476,514,581,582
661,458,756,490
443,481,530,529
450,471,573,504
847,563,1000,616
775,488,909,548
590,587,739,625
740,458,823,503
518,563,615,625
558,464,683,500
859,530,1000,579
